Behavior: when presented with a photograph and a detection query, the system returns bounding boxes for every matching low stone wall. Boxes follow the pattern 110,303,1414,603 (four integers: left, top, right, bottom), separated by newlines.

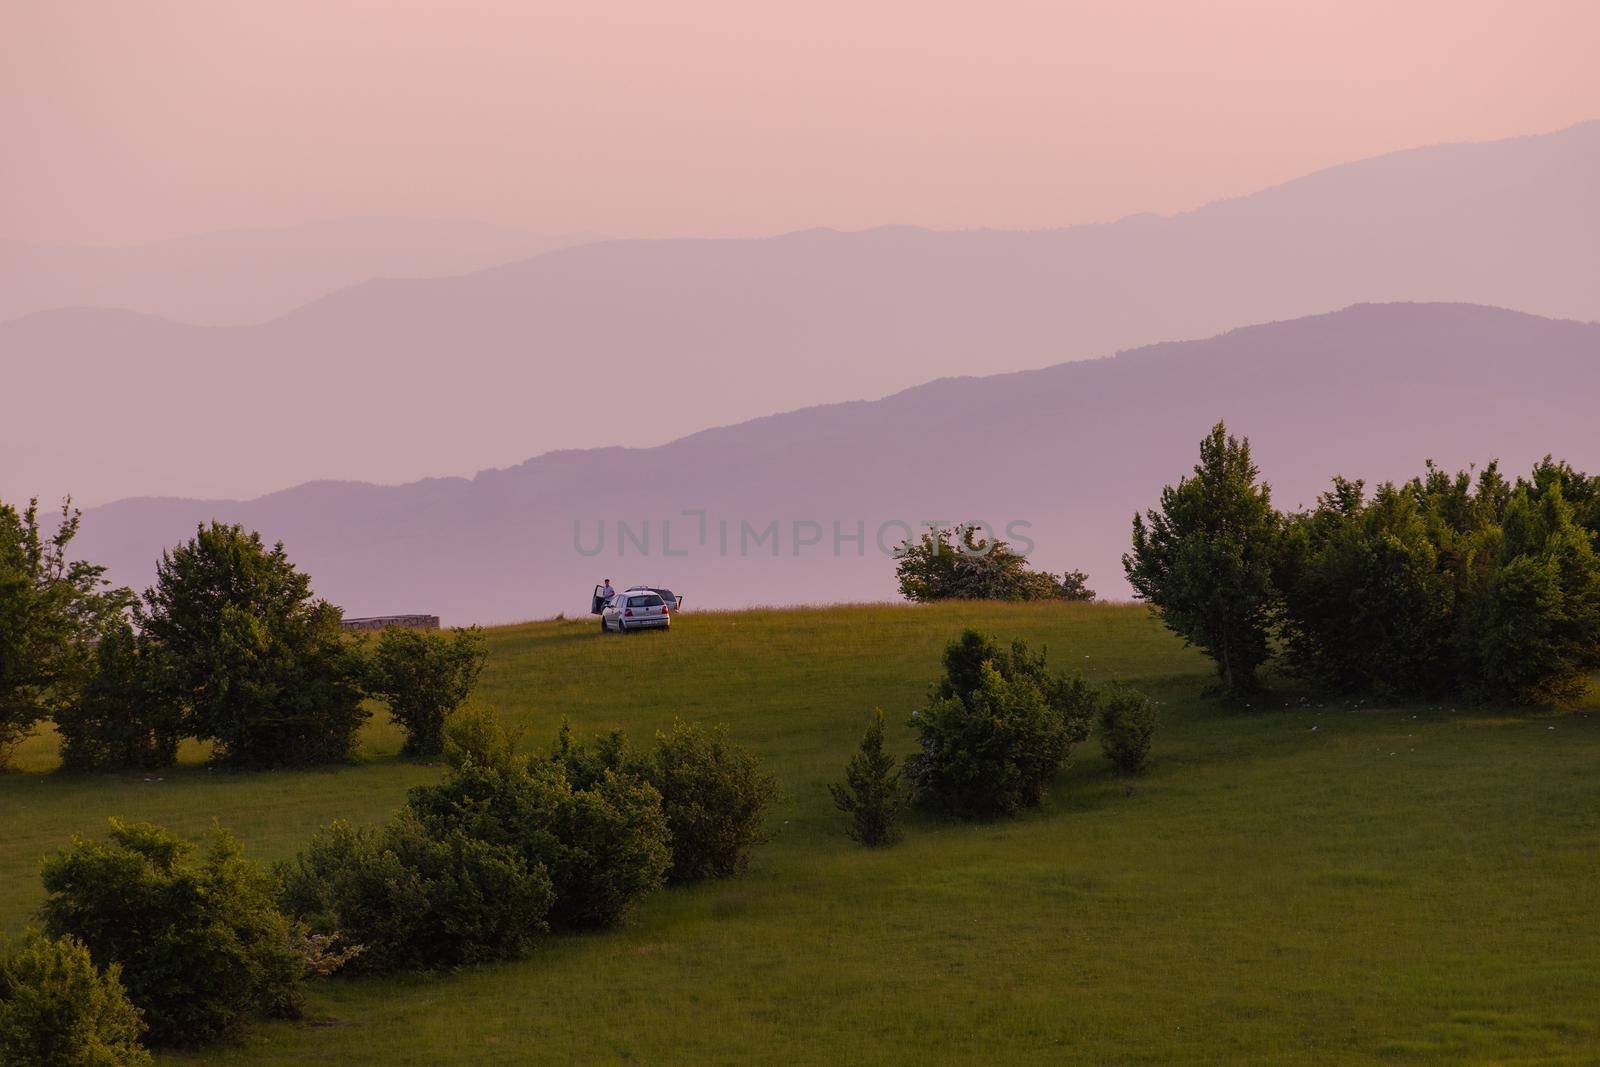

340,614,441,633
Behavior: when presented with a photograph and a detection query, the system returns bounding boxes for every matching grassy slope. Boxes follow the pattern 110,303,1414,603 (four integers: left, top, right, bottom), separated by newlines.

1,602,1597,1065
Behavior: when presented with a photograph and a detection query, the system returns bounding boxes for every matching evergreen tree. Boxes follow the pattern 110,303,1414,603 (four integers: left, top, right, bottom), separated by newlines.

829,709,904,846
1466,484,1600,705
1124,422,1280,695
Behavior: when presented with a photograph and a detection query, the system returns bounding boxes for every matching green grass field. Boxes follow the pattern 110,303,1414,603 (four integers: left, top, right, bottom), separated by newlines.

3,602,1597,1064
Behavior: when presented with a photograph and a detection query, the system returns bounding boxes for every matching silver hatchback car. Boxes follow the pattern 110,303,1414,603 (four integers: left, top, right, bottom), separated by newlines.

600,588,671,633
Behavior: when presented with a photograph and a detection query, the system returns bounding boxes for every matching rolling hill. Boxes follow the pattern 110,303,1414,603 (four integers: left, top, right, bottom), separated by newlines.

74,302,1600,624
5,121,1598,506
4,603,1597,1063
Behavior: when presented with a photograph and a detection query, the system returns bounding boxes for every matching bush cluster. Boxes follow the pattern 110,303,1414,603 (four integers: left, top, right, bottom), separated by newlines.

405,757,671,932
33,713,772,1053
278,810,554,973
548,720,778,882
280,715,772,975
0,932,149,1066
39,821,302,1047
1127,424,1600,705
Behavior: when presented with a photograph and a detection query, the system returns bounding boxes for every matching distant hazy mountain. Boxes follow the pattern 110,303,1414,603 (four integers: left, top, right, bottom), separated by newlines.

0,217,599,326
75,303,1600,625
5,121,1597,507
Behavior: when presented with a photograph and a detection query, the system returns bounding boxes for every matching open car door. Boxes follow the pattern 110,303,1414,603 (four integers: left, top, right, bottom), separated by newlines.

590,585,606,615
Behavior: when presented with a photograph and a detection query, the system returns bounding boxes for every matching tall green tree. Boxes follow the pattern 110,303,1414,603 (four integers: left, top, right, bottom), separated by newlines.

54,618,183,772
1276,478,1457,697
0,499,132,766
1124,422,1280,695
142,523,365,767
363,626,488,758
1466,484,1600,705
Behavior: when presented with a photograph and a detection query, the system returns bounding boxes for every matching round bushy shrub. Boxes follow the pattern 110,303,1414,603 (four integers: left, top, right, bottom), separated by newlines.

546,721,776,881
407,758,670,929
647,721,776,881
1098,688,1157,775
278,810,553,974
39,820,301,1047
0,933,149,1066
442,702,520,771
545,770,672,927
906,630,1098,818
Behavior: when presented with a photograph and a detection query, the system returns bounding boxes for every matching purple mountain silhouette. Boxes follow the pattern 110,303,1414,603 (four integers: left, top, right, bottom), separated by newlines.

0,217,598,327
74,303,1600,624
4,122,1596,506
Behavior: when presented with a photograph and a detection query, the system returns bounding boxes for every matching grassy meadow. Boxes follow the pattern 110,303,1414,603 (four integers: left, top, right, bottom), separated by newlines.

2,601,1597,1064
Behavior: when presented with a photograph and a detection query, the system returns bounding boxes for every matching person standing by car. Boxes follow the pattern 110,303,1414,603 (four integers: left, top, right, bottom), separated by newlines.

601,579,615,602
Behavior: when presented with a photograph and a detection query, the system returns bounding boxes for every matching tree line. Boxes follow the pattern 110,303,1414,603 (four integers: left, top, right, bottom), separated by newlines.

1124,422,1600,703
1,503,485,771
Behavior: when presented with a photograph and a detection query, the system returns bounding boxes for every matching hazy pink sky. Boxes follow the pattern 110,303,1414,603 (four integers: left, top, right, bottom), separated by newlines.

4,0,1597,246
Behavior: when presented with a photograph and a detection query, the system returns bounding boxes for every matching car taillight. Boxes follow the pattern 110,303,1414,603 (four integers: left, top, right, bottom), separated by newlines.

625,609,633,617
661,604,669,614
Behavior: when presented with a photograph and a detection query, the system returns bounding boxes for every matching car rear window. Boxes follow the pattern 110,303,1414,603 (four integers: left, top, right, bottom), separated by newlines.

626,594,664,607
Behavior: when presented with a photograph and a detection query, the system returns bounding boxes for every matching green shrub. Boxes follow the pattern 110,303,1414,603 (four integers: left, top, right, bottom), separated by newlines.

39,820,301,1047
54,621,182,773
547,723,640,790
542,721,775,882
442,701,520,771
906,630,1097,818
1098,688,1157,775
0,932,149,1066
829,709,904,846
141,523,366,767
544,770,672,927
408,756,670,930
647,721,776,881
363,626,488,759
278,809,553,974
